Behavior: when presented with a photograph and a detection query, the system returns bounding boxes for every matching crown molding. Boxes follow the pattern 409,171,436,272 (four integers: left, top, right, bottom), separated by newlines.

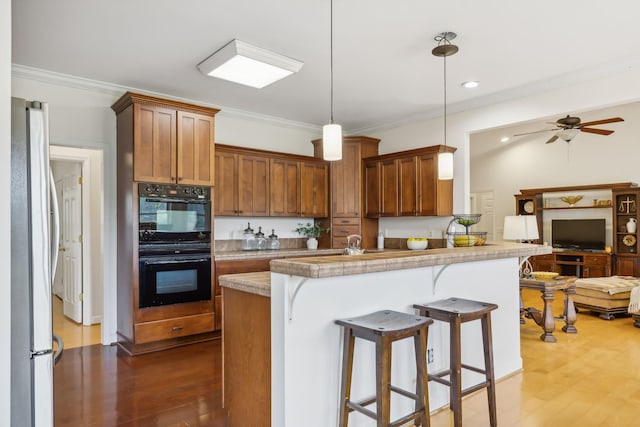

11,64,321,132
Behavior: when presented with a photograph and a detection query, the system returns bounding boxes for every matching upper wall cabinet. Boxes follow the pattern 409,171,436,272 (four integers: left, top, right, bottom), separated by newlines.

364,145,455,218
215,144,329,218
111,92,219,186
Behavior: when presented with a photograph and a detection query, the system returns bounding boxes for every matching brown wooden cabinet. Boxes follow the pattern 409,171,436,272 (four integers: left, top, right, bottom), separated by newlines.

613,187,640,275
112,92,218,186
364,146,455,218
112,93,219,355
214,147,270,216
312,136,381,249
300,161,329,218
270,158,300,217
270,159,328,218
531,252,611,278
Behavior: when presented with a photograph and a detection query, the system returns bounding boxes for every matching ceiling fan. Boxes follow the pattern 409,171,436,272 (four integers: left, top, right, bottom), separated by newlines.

514,115,624,144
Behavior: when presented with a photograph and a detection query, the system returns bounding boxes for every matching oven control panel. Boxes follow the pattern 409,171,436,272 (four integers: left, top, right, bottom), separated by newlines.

139,183,210,199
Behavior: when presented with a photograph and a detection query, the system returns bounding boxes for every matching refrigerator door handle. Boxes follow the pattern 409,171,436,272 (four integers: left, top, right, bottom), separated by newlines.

50,169,60,280
52,334,64,365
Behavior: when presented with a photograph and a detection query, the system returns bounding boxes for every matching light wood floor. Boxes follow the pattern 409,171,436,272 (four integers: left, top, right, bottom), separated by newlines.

54,289,640,426
52,295,101,349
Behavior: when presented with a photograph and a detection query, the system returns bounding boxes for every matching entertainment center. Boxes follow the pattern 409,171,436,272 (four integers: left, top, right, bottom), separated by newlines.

514,182,639,277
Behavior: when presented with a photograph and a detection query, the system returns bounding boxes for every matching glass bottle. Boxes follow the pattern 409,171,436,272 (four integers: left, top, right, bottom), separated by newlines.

241,223,256,251
255,226,267,250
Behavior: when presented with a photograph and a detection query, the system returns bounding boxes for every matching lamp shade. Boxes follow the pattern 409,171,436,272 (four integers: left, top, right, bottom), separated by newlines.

556,128,579,142
322,124,342,161
438,152,454,180
503,215,539,241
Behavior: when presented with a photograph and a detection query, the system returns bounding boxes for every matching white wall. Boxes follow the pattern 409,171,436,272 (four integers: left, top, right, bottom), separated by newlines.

11,69,322,344
365,60,640,241
471,101,640,241
1,0,11,422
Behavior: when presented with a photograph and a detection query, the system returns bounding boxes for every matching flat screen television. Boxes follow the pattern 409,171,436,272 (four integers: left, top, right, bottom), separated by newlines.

551,219,606,251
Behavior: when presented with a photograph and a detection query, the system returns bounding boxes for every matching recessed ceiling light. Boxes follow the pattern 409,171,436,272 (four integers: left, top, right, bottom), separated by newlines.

461,81,479,89
500,137,510,143
197,39,304,89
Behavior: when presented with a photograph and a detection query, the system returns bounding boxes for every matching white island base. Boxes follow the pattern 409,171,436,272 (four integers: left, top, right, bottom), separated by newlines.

270,257,524,427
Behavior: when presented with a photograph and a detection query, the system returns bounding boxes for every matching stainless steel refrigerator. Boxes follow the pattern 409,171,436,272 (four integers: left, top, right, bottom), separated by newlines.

11,97,62,427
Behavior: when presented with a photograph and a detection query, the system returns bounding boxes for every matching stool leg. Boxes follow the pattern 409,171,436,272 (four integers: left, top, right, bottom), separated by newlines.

481,314,497,427
449,318,462,427
376,335,392,427
338,327,355,427
414,325,430,427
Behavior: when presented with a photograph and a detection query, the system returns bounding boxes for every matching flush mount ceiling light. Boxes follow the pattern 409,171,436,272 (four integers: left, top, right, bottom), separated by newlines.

432,31,459,180
197,39,304,89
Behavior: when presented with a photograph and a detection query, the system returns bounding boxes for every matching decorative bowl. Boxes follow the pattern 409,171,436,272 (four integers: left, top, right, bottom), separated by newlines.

531,271,559,281
448,231,487,247
560,195,583,207
407,238,428,250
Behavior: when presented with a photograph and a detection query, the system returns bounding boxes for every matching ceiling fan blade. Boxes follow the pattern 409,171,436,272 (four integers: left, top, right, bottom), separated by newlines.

514,128,558,137
579,117,624,127
580,127,614,136
545,135,559,144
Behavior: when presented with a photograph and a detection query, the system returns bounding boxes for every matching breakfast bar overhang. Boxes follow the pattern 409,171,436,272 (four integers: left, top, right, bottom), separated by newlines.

221,242,550,427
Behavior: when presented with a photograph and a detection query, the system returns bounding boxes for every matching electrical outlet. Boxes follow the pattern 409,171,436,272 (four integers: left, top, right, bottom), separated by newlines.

427,348,435,364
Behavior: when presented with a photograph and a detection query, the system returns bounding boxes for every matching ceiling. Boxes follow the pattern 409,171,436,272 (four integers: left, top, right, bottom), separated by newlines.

12,0,640,132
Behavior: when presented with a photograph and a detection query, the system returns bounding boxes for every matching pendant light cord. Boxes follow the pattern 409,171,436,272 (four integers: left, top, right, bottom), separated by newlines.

330,0,334,124
443,53,447,148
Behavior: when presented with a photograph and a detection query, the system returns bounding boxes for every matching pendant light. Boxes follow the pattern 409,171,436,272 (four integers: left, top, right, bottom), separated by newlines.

432,32,458,180
322,0,342,161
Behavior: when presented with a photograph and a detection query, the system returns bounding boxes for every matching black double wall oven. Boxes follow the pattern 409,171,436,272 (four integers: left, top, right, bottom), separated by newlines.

138,183,212,308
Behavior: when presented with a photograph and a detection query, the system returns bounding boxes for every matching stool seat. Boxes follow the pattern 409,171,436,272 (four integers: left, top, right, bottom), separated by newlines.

336,309,433,337
336,310,434,427
414,298,498,427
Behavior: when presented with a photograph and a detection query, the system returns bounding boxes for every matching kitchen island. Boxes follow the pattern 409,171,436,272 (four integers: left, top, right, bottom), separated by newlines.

220,242,550,427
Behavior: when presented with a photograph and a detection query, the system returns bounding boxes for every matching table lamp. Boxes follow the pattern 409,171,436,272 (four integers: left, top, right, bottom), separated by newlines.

503,215,540,277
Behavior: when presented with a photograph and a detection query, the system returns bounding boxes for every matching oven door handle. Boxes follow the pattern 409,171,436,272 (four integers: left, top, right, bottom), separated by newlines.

144,197,209,204
142,257,210,265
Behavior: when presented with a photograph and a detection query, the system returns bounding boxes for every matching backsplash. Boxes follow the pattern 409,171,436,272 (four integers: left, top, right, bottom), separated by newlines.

215,238,307,252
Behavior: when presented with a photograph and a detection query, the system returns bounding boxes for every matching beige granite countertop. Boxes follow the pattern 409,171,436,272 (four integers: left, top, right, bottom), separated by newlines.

219,271,271,297
269,242,552,279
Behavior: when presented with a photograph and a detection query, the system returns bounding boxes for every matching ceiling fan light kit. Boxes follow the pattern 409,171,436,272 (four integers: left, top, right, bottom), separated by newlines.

433,31,458,180
322,0,343,161
197,39,303,89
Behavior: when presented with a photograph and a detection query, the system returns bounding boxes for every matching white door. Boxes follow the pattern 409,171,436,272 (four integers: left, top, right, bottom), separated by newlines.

470,191,496,241
52,176,64,297
61,170,83,323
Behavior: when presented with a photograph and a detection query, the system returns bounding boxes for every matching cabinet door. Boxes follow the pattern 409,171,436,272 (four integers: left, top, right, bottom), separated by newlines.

176,111,214,186
364,161,380,218
397,156,418,216
380,160,398,216
300,162,329,218
615,256,638,276
583,255,611,278
270,159,300,216
332,142,361,217
237,155,270,216
214,151,238,216
133,103,176,183
417,154,437,215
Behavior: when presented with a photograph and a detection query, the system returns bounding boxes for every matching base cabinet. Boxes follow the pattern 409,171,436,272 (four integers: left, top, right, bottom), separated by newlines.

614,255,639,276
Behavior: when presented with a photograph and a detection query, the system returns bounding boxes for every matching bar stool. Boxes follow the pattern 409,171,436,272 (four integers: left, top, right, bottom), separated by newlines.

414,298,498,427
335,310,433,427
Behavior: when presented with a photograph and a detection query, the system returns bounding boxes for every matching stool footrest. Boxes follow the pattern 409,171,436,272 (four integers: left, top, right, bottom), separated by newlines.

389,410,425,427
461,363,487,375
346,400,377,420
461,380,491,397
389,384,418,401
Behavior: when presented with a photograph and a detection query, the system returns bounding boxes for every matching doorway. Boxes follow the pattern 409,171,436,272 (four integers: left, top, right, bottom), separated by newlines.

50,146,103,347
470,190,496,241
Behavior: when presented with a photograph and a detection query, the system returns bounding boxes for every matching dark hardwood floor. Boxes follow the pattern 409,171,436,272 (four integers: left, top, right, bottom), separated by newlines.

54,340,229,427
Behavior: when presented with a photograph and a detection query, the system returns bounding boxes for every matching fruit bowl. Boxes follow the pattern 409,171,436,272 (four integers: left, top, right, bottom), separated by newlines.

448,232,487,247
407,238,428,250
531,271,559,281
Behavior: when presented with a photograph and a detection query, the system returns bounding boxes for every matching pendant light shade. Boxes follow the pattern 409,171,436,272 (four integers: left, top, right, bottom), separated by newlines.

438,152,454,180
322,123,342,161
432,32,458,180
322,0,342,161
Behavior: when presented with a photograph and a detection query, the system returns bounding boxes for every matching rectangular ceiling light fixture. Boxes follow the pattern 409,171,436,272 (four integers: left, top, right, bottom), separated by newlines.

197,39,304,89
